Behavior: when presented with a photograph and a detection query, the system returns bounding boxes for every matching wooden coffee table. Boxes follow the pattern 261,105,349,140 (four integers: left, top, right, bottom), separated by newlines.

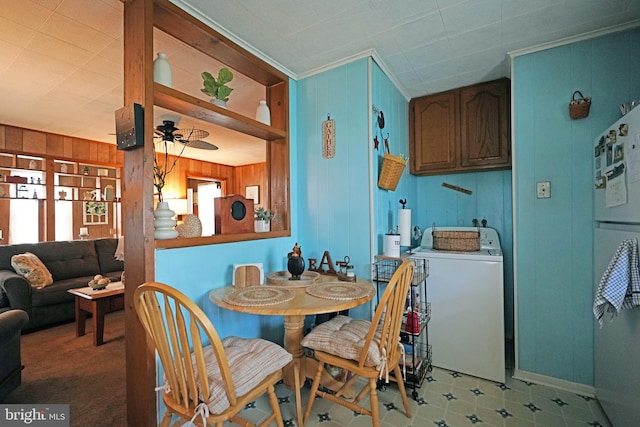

68,281,125,346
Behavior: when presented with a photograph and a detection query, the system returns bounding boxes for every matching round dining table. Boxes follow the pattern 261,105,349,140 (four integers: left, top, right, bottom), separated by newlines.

208,275,375,389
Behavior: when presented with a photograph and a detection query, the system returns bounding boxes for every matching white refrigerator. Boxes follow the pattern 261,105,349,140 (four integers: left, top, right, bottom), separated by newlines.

593,105,640,426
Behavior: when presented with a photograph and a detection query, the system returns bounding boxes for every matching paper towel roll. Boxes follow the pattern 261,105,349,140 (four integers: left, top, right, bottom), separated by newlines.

399,208,411,246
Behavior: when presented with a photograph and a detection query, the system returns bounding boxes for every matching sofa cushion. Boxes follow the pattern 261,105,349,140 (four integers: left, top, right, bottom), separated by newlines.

94,238,124,274
30,276,94,307
0,240,100,281
11,253,54,288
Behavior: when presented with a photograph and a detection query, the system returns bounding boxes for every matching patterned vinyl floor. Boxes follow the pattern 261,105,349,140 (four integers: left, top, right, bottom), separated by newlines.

232,366,612,427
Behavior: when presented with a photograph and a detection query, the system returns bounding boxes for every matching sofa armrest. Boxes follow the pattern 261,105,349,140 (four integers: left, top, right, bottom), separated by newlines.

0,270,33,318
0,310,29,341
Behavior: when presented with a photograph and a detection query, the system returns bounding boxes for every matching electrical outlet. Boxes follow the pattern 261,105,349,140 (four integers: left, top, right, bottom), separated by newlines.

536,181,551,198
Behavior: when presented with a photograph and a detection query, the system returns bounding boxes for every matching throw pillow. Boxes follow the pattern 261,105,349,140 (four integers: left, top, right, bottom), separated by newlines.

114,236,124,261
11,252,54,289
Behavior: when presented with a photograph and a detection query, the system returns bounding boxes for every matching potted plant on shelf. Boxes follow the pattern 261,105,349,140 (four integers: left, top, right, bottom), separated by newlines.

201,68,234,108
254,206,274,232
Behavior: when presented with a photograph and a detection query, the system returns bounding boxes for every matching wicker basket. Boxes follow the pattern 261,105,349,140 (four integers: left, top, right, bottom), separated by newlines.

569,91,591,120
378,153,406,191
432,230,480,251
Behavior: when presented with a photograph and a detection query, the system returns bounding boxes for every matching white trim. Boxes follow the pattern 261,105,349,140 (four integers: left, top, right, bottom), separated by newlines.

170,0,296,78
368,57,375,277
508,20,640,60
370,51,410,102
297,49,375,80
512,369,595,398
367,57,377,320
510,54,520,376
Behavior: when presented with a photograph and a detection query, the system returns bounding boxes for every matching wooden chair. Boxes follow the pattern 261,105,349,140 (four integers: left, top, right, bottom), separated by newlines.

134,281,299,427
232,263,264,287
301,260,414,427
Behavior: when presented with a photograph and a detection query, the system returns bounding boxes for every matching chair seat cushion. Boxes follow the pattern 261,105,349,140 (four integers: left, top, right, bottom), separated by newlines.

301,315,382,367
201,337,292,415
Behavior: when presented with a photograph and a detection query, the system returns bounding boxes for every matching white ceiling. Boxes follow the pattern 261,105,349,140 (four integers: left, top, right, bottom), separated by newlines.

1,0,640,165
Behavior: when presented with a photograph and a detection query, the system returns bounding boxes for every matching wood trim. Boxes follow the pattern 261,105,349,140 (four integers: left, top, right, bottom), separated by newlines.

152,0,288,86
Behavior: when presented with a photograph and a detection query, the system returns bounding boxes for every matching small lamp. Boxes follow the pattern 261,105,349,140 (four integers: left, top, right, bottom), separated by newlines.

79,227,89,239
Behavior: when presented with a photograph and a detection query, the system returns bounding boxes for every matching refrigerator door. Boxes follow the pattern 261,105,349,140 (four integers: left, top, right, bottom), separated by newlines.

594,225,640,426
594,106,640,223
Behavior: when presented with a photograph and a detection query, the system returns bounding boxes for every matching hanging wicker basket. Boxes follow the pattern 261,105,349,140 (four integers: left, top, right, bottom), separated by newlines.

569,91,591,120
378,153,406,191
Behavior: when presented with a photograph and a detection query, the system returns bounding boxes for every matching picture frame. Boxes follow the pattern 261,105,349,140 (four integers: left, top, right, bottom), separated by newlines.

83,201,108,225
245,185,259,204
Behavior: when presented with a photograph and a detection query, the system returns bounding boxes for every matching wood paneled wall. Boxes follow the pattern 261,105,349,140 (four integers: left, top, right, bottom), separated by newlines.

0,124,123,165
0,123,265,242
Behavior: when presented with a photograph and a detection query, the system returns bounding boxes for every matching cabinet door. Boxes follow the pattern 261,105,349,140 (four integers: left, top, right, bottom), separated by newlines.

410,91,459,174
459,79,510,168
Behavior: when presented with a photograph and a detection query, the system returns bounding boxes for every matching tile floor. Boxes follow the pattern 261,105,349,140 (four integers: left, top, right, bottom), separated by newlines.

235,366,613,427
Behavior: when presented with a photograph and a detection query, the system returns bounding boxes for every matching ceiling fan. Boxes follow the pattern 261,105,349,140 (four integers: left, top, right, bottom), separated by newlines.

154,120,218,150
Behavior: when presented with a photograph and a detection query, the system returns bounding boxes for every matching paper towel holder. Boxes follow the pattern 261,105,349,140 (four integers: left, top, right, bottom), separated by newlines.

398,198,413,254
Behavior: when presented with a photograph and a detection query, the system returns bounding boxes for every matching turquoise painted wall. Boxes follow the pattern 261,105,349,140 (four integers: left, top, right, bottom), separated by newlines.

414,171,514,338
296,59,371,302
513,27,640,385
371,61,416,254
154,78,300,345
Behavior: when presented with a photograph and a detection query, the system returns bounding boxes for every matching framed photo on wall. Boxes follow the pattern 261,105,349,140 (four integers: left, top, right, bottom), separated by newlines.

245,185,259,204
83,201,108,225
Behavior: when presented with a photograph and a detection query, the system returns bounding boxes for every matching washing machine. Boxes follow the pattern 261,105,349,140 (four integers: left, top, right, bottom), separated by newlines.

410,226,505,383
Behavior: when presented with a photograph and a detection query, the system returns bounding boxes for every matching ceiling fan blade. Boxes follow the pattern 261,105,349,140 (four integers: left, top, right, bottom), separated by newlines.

187,139,218,150
177,127,209,142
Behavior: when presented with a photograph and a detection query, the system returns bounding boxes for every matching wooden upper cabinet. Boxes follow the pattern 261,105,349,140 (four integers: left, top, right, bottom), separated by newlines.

410,78,511,176
409,90,458,174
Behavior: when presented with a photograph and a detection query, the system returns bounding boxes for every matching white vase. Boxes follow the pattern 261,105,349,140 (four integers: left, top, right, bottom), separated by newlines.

255,100,271,125
154,201,178,239
153,52,172,87
211,98,227,108
254,219,270,233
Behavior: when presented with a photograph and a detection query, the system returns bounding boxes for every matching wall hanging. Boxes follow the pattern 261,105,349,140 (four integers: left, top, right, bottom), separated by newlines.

322,114,335,158
569,90,591,120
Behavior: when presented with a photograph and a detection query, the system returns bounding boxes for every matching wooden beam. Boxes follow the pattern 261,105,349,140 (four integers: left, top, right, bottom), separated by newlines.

123,0,157,426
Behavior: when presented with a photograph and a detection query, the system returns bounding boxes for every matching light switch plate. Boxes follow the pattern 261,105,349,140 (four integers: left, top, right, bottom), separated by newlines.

537,181,551,198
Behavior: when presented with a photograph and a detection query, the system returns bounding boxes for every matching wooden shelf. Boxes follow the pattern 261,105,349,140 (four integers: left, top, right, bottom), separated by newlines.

152,0,287,87
155,229,290,249
154,84,287,141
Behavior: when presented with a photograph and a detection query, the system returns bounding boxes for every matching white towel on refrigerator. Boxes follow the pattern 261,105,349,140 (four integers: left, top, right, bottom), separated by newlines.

593,238,640,327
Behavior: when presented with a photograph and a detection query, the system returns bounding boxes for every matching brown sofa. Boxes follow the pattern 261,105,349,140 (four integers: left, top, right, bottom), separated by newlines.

0,238,123,331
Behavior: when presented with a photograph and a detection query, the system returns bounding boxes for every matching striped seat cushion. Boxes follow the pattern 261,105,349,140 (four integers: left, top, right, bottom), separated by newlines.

301,315,382,367
199,337,291,415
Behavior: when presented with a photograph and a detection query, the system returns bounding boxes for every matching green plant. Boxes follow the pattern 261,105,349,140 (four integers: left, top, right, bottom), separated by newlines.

85,201,107,215
254,207,275,221
201,68,234,102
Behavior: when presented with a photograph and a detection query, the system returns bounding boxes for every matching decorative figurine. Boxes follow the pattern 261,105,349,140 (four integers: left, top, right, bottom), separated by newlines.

287,242,305,280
